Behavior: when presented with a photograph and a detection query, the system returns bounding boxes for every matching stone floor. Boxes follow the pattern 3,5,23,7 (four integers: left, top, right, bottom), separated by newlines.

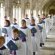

40,26,55,55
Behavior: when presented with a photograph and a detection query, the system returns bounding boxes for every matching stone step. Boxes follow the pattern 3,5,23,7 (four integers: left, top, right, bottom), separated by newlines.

40,26,55,55
47,35,55,39
43,42,55,50
48,31,55,34
48,28,55,35
46,38,55,42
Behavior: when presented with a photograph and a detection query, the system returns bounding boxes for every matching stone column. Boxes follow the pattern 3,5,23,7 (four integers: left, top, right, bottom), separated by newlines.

13,5,16,18
21,0,25,18
5,0,13,22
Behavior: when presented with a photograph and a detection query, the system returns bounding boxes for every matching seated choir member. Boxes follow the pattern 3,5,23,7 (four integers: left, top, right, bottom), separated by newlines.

0,36,9,55
19,20,33,55
24,14,30,26
28,18,41,55
11,18,19,29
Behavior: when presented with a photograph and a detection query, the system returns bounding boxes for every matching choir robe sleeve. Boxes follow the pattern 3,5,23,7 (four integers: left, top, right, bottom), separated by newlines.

3,49,10,55
0,49,9,55
13,40,23,55
6,27,12,38
38,24,43,32
16,40,22,50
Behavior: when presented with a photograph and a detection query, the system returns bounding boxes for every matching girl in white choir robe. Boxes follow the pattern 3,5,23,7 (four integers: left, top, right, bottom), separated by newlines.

19,20,33,55
28,18,41,55
38,19,47,46
2,20,12,47
0,36,9,55
8,28,23,55
39,19,46,41
38,19,44,47
11,18,19,30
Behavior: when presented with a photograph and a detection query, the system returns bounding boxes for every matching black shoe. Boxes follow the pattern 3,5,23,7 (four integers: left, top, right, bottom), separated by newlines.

33,52,35,55
40,43,44,47
42,43,44,45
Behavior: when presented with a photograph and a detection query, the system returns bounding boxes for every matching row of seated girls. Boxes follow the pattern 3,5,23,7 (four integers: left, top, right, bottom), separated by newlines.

0,15,47,55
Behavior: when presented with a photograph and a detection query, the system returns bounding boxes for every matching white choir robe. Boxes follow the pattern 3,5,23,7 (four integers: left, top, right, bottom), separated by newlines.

11,23,19,29
49,17,53,29
41,21,47,44
4,36,12,49
53,15,55,24
24,18,30,26
19,27,33,55
2,26,12,37
4,37,26,55
11,39,25,55
28,25,41,55
38,23,44,44
51,16,54,27
46,18,52,30
0,48,9,55
2,49,9,55
2,26,13,47
45,18,49,34
45,18,50,34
